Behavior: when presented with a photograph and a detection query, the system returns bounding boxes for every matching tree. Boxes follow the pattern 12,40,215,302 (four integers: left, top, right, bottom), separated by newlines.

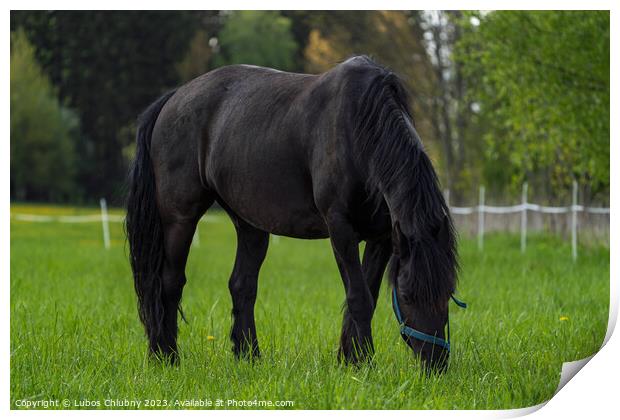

214,11,297,71
176,30,215,83
11,11,204,202
300,11,439,169
457,11,610,198
419,11,483,200
176,12,225,83
10,30,79,201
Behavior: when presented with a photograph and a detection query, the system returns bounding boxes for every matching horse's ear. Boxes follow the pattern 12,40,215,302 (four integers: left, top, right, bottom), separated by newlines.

392,222,410,257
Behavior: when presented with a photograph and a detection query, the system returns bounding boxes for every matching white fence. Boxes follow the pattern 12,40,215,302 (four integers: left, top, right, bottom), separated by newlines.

11,199,215,250
447,182,609,260
11,184,610,261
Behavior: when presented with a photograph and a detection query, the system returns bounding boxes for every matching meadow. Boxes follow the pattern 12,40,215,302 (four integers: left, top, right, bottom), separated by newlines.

10,204,609,409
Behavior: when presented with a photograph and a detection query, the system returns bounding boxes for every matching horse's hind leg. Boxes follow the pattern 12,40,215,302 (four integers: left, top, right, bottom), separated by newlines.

155,191,214,363
227,216,269,359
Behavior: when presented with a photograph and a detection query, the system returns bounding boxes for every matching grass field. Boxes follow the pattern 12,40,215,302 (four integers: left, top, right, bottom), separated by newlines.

10,204,609,410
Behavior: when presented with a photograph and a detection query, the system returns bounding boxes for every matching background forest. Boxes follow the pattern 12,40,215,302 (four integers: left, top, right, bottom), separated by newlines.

10,11,610,205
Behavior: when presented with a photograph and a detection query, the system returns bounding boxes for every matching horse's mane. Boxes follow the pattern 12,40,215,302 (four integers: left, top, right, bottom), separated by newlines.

352,57,458,313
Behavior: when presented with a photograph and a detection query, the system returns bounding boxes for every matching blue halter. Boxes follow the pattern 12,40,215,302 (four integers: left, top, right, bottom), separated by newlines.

391,287,467,352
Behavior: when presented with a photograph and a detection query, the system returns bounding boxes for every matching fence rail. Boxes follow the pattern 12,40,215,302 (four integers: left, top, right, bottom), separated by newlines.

447,182,609,260
12,213,125,223
11,183,610,261
451,203,610,215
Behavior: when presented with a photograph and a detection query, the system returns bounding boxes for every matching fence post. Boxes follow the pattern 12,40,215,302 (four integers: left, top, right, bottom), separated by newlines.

572,181,578,261
478,185,485,251
521,182,528,253
99,198,110,250
444,189,450,208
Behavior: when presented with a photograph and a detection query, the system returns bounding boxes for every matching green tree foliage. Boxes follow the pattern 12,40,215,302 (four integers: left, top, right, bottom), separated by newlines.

419,11,481,200
176,30,215,83
11,11,204,202
10,11,609,204
457,11,610,197
10,30,78,201
296,11,439,165
215,11,297,70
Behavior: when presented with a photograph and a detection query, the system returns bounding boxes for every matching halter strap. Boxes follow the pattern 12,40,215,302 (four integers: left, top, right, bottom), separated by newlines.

451,295,468,309
391,287,467,352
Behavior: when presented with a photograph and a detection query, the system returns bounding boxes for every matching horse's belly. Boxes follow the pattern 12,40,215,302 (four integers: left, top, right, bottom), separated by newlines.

210,166,329,239
223,194,329,239
256,207,329,239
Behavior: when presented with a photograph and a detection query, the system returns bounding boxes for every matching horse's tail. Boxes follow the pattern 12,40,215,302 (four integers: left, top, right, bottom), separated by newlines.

126,90,176,347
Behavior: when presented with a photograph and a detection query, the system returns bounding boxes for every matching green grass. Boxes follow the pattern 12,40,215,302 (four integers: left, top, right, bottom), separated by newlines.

10,204,609,409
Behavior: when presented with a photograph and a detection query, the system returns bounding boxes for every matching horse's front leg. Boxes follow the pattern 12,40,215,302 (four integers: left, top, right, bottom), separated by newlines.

326,213,375,364
361,237,393,308
338,237,392,363
228,218,269,359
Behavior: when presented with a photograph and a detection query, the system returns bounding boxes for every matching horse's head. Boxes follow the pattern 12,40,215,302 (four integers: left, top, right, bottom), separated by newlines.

389,218,458,373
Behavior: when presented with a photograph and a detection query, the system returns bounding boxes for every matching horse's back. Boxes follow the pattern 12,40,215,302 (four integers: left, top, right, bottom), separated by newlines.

150,59,387,238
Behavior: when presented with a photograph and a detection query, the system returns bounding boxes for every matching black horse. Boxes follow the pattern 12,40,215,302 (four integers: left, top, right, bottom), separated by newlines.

126,56,458,371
